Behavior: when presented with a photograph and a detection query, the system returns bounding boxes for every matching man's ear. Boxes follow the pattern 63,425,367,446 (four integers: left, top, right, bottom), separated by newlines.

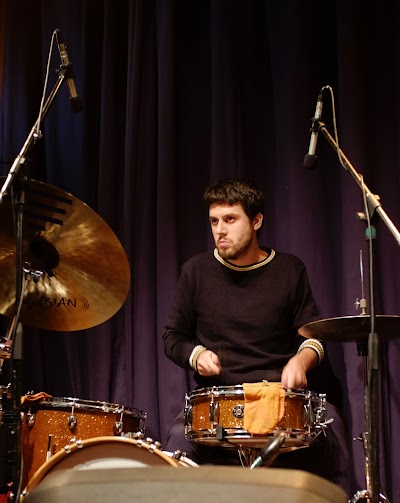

253,213,263,231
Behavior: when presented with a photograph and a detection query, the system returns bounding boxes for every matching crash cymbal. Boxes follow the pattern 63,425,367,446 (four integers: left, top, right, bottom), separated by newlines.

0,177,130,331
298,315,400,342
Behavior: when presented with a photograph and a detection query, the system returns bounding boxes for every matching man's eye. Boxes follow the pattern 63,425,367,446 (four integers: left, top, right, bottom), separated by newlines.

226,216,235,222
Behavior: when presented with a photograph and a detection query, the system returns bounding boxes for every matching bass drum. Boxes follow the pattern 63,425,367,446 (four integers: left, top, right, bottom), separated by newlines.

21,436,181,501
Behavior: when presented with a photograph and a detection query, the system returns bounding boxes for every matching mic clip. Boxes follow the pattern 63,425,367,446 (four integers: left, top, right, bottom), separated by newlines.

56,62,76,82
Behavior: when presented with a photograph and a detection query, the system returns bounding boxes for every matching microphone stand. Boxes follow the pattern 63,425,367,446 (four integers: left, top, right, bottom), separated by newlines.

314,119,400,503
0,66,71,501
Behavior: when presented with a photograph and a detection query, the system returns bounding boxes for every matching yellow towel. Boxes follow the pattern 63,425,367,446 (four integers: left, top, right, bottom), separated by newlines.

243,382,285,434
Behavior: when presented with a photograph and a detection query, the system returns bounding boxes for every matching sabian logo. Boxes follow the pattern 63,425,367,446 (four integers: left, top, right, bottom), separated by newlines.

24,296,90,311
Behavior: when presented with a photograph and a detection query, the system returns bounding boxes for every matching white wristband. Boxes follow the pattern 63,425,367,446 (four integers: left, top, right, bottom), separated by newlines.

297,339,324,365
189,345,207,371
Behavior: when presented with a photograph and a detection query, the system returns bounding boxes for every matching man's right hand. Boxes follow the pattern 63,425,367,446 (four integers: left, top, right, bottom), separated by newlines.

196,350,222,376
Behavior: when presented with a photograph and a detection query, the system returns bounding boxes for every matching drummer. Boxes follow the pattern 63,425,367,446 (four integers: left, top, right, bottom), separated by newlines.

163,178,351,495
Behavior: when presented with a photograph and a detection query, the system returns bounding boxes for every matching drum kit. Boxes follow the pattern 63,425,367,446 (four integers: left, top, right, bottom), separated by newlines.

0,78,397,502
0,176,397,503
0,173,343,502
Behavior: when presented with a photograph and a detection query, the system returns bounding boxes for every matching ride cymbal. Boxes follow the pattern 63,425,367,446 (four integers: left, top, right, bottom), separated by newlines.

0,177,130,331
298,315,400,342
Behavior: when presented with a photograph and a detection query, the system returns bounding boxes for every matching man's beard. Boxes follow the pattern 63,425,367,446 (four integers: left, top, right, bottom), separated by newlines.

217,234,254,261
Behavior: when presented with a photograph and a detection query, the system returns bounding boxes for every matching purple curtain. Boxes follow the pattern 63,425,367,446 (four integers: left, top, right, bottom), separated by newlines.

0,1,399,500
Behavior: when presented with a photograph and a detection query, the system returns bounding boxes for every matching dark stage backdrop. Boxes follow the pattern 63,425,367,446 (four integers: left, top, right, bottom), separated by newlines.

0,0,399,500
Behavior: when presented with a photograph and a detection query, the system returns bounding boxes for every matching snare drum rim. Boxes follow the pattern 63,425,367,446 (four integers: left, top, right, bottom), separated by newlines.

187,384,317,401
26,397,147,419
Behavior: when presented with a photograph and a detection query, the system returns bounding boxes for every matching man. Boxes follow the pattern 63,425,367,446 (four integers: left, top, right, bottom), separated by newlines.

163,178,350,494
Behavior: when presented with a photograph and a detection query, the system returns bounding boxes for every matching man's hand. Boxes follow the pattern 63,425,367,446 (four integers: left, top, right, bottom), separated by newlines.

196,350,222,376
280,348,318,389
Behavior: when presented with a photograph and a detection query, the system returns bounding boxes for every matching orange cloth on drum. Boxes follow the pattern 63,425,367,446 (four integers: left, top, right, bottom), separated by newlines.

20,391,52,405
243,382,285,434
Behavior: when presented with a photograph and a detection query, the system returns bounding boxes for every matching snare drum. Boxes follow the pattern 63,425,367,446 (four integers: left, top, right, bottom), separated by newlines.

21,436,180,500
21,397,146,486
184,385,326,449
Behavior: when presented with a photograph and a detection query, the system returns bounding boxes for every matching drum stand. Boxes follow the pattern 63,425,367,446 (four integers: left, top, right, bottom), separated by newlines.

313,104,400,503
349,343,387,503
0,53,71,502
248,433,286,469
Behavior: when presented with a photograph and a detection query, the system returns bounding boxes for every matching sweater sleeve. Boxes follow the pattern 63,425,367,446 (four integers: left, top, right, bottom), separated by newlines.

162,266,197,369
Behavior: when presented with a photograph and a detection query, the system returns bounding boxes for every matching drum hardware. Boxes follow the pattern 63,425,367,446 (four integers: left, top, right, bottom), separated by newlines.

24,410,35,428
45,435,52,462
209,396,220,426
250,433,286,469
302,92,400,501
170,449,185,460
300,314,394,503
164,450,198,467
67,405,77,430
114,414,124,435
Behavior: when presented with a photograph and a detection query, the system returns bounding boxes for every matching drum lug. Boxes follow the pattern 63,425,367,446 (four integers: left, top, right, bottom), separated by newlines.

184,404,192,428
26,409,36,427
146,438,161,452
210,399,220,426
68,404,77,430
315,393,327,429
303,402,313,431
68,414,77,430
114,420,123,435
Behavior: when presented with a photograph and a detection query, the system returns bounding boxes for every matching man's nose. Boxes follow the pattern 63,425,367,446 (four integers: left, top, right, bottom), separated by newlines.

216,221,227,234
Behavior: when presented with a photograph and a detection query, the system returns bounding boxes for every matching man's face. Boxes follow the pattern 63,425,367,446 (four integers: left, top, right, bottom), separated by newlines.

209,203,260,261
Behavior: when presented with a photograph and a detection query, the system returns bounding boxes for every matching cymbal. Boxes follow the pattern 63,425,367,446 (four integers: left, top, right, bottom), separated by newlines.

298,315,400,342
0,177,131,331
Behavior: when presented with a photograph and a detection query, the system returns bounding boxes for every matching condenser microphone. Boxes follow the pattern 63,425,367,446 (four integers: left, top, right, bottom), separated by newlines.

55,29,83,112
303,88,325,169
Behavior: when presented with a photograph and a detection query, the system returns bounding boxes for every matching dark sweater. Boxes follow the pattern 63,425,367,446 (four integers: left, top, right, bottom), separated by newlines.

163,248,324,387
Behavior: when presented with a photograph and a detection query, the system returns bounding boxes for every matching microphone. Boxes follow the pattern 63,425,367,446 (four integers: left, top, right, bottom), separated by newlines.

303,88,325,169
55,29,83,112
250,433,286,469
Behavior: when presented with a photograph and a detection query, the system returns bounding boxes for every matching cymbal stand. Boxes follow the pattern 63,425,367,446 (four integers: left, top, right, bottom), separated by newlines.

312,93,400,502
0,55,74,502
